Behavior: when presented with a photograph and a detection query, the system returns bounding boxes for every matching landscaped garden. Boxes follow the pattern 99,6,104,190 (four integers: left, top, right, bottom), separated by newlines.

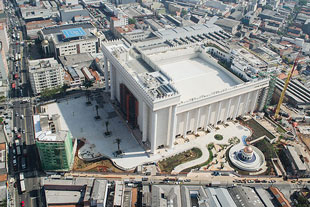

182,144,214,172
214,134,223,140
253,138,278,175
158,148,202,173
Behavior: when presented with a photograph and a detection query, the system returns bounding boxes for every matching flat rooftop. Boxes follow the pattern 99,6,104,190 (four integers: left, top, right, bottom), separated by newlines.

62,27,87,39
158,57,241,102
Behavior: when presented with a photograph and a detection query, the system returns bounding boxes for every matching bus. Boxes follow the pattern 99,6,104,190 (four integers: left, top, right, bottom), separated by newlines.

20,180,25,193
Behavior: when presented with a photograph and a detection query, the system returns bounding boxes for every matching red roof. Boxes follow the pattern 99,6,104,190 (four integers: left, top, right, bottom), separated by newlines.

269,187,291,207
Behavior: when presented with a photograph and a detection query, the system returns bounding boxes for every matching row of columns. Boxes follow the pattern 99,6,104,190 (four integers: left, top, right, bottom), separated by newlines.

104,56,114,100
180,90,260,137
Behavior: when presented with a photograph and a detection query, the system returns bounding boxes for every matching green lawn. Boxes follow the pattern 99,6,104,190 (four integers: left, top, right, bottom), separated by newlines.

158,148,202,173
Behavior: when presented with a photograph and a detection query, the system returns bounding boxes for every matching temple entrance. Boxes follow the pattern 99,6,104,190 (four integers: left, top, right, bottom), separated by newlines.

120,84,139,128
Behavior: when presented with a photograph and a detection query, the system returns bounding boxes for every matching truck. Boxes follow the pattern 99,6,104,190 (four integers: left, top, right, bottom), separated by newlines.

20,180,25,193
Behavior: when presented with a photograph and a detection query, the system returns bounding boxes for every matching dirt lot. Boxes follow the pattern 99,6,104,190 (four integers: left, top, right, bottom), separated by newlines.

73,156,126,173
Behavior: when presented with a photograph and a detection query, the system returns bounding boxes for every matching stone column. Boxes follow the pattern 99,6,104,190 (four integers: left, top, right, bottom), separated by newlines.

109,62,114,100
194,108,201,134
142,102,148,142
251,90,260,114
204,104,212,129
150,111,158,154
183,111,189,137
169,105,177,148
224,98,232,122
215,101,222,125
233,96,242,120
104,57,109,91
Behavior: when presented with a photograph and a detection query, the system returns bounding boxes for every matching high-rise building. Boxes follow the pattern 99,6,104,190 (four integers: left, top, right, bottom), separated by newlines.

33,114,76,171
28,58,64,94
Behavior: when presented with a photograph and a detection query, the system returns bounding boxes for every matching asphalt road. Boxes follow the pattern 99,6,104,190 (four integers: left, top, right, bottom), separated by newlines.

5,0,41,205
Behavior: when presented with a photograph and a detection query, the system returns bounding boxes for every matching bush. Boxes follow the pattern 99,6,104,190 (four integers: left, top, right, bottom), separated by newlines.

214,134,223,140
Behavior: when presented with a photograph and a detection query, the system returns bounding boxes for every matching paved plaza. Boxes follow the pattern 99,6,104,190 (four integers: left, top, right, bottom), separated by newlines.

42,95,252,170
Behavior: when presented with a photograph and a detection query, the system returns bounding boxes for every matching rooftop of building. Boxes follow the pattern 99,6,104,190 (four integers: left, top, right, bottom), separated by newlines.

152,53,242,102
28,58,60,68
228,186,265,207
33,114,70,142
215,18,240,28
269,187,291,207
104,40,243,102
41,22,97,44
91,180,108,202
154,23,223,40
286,145,307,171
58,53,94,67
60,8,90,22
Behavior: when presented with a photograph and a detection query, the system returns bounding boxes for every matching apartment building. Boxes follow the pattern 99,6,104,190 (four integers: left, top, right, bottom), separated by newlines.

28,58,64,94
33,114,76,171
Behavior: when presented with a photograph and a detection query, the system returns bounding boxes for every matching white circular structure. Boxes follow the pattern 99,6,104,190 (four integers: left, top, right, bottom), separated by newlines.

229,145,265,172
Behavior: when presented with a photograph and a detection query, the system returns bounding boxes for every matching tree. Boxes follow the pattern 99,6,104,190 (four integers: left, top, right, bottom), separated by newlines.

115,138,121,152
86,90,91,105
105,121,111,135
214,134,223,140
61,84,70,95
40,86,61,99
83,80,93,89
95,104,100,119
128,18,136,25
181,9,187,17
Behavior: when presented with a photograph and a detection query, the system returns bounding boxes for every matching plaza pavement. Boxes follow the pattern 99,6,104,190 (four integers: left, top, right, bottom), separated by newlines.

42,96,251,170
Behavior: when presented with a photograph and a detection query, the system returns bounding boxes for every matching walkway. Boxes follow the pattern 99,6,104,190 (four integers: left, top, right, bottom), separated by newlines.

172,147,209,173
171,123,252,173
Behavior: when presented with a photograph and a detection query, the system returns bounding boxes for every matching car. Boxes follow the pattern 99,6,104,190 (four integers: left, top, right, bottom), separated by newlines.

12,156,17,166
20,115,24,119
18,128,21,132
16,133,21,139
12,148,16,155
22,130,25,134
20,201,25,207
15,112,19,117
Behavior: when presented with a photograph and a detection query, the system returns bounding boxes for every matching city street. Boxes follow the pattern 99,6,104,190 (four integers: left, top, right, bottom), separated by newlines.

5,0,40,206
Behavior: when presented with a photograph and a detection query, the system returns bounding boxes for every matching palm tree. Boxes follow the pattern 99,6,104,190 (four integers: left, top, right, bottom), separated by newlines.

115,138,121,153
86,91,91,105
95,105,100,119
105,121,110,135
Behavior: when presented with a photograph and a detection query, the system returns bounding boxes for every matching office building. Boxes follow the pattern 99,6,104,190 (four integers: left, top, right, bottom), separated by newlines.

34,114,76,171
39,22,100,57
28,58,64,94
102,36,269,154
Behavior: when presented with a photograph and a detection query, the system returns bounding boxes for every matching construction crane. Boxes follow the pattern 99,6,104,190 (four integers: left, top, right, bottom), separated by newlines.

274,51,301,119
